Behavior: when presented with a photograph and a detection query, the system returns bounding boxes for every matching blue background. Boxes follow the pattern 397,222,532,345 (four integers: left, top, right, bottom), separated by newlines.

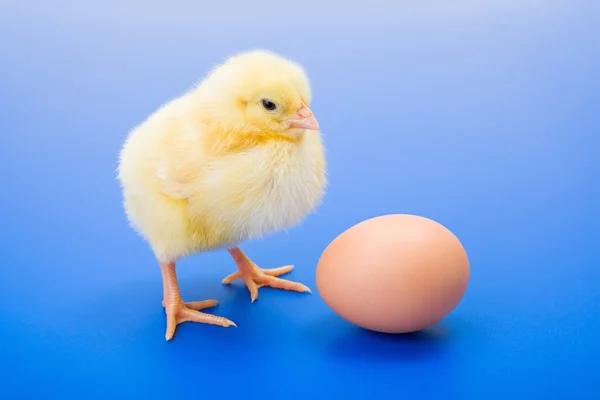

1,1,598,398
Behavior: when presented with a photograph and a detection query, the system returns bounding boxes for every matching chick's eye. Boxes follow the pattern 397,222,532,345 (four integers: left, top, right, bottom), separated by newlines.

261,99,277,111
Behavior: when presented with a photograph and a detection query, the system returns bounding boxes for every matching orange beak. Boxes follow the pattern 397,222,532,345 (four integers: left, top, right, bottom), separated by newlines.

288,106,319,130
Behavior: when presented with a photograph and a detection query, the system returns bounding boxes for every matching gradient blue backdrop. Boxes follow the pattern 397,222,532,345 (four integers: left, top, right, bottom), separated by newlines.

1,1,598,398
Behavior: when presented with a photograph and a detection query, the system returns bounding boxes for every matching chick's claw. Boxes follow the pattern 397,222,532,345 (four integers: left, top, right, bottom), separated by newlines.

223,247,312,302
164,301,237,341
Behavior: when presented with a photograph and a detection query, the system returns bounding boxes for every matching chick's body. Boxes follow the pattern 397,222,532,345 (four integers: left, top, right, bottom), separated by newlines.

118,50,326,339
119,107,325,260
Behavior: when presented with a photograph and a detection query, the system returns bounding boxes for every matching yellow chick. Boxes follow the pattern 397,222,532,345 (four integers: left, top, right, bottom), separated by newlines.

117,50,327,340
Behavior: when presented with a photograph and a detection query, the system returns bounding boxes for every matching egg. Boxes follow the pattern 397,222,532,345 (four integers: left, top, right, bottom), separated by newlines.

316,214,469,334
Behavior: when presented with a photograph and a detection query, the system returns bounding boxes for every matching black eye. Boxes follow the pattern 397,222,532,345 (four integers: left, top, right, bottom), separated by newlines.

261,99,277,111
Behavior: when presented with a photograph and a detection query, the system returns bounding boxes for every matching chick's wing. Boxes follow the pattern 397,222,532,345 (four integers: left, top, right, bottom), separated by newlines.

154,116,208,200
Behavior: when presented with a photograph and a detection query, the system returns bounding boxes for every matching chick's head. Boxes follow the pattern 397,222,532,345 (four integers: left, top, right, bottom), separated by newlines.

200,50,319,137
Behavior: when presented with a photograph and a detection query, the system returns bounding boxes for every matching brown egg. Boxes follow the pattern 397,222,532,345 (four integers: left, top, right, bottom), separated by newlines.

316,214,469,333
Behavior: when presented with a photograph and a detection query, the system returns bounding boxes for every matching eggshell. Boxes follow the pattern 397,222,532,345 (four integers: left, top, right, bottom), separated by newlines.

316,214,469,333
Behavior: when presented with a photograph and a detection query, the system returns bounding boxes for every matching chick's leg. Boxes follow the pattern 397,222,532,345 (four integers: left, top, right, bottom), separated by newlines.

160,261,236,340
222,247,311,302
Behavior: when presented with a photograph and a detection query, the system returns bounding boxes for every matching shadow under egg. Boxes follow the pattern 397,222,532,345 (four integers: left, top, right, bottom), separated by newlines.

305,314,453,363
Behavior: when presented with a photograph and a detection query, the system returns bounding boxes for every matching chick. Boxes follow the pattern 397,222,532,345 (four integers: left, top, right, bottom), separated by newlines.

117,50,327,340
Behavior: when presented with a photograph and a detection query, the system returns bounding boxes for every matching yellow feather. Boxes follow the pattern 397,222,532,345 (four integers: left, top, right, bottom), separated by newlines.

117,50,327,262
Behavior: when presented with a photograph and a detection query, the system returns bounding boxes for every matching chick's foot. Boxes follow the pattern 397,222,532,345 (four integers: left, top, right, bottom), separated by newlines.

163,300,236,340
222,247,311,302
160,261,236,341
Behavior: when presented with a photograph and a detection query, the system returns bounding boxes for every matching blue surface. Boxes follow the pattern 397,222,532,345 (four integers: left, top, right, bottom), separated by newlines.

1,2,598,398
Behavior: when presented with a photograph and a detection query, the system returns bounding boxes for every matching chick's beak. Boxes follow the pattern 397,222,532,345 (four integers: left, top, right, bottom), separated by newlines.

288,106,319,130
